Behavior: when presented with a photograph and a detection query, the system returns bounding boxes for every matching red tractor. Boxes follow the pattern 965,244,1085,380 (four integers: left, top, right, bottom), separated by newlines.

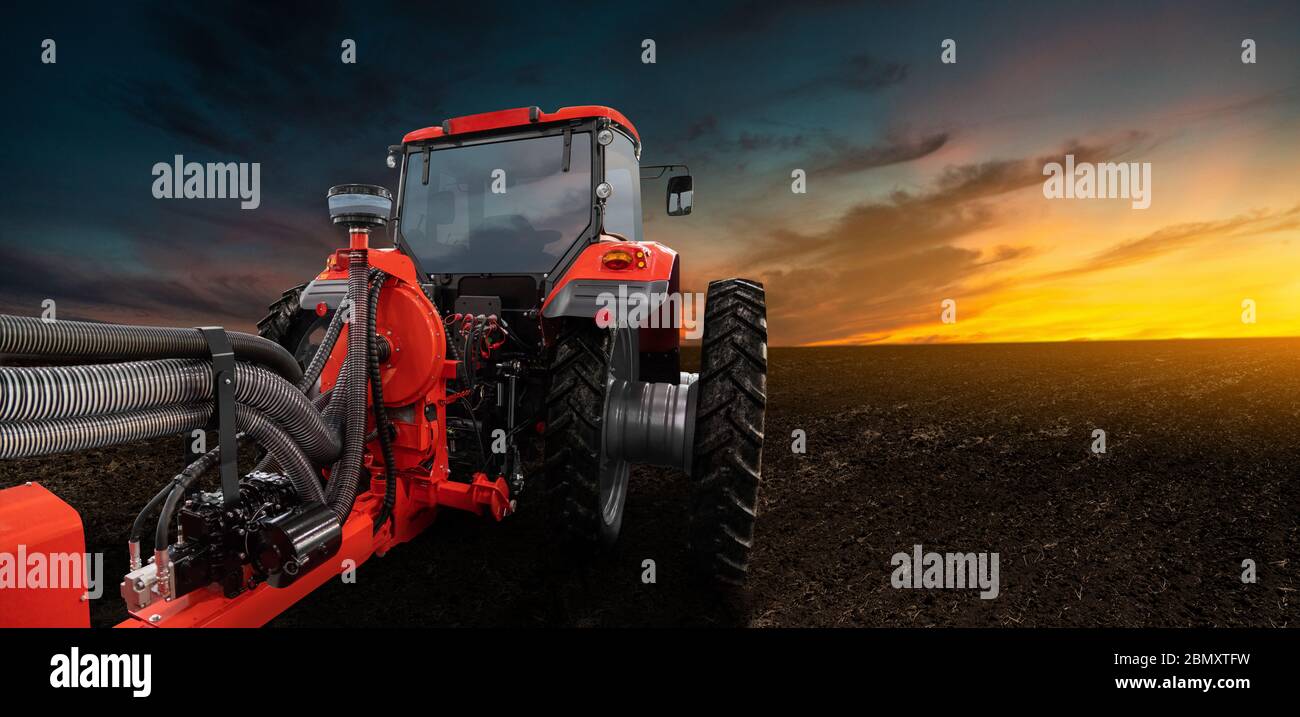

0,105,767,627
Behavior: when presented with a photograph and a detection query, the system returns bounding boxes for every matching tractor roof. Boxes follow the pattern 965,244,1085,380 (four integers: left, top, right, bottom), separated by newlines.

402,105,640,145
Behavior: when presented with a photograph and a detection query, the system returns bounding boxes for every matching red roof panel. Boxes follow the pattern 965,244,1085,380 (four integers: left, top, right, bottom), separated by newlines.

402,105,640,144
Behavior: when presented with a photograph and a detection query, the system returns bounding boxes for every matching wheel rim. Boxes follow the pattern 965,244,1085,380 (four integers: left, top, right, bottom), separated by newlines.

598,328,635,527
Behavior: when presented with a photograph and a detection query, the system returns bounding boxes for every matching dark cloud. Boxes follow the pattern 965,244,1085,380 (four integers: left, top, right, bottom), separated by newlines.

0,245,286,330
705,0,892,39
735,132,812,152
685,115,719,141
95,4,452,156
687,128,943,179
731,52,911,119
811,131,949,175
812,53,909,94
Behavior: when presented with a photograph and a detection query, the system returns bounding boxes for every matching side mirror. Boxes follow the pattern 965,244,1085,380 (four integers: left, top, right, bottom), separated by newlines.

667,175,693,216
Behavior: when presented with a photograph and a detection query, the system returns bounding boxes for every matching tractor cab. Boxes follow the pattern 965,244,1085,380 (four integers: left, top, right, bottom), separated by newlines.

391,106,691,291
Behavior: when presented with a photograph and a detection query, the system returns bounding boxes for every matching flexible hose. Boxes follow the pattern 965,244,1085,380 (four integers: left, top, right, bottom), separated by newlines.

367,272,398,532
0,403,213,460
0,402,320,503
298,297,350,393
254,387,336,474
144,426,245,561
232,404,323,503
154,463,211,552
130,482,175,544
153,406,322,551
0,359,339,464
0,314,302,384
325,249,369,523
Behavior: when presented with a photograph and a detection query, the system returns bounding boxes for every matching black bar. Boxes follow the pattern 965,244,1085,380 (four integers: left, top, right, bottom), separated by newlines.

0,629,1291,702
196,327,239,510
562,127,572,172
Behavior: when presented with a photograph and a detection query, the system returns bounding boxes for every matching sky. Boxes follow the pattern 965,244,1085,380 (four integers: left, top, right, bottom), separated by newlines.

2,0,1298,346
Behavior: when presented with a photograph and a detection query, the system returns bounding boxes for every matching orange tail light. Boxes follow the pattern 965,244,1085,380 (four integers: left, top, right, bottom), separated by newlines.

601,249,634,270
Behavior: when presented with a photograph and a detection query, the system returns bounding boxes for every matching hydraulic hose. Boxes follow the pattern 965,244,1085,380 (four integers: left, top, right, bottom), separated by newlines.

0,359,340,464
128,481,175,569
367,272,398,532
153,404,323,551
0,314,302,384
128,427,245,564
325,249,370,523
130,483,173,544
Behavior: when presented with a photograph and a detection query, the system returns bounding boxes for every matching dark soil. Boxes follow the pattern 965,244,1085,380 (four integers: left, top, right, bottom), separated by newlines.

3,340,1297,627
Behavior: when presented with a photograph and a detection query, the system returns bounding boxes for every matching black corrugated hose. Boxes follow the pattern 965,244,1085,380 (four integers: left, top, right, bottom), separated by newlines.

324,249,370,523
0,359,339,464
0,314,302,384
298,296,350,393
367,272,398,533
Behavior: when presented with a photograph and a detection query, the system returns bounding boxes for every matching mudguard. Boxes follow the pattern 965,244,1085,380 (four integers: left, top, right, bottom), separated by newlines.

543,238,681,353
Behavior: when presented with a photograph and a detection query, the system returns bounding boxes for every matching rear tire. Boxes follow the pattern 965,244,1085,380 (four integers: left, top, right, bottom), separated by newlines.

688,279,767,585
257,284,331,372
544,322,636,546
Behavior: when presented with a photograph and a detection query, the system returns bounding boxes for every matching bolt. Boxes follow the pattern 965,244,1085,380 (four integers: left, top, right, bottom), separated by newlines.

224,378,232,385
23,481,32,487
80,592,89,602
148,614,162,623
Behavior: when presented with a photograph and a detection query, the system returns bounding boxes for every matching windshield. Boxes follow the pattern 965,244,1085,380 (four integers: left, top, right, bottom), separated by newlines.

400,132,592,274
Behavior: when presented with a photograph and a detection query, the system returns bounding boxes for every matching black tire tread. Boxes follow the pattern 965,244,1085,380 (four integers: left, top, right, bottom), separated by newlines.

688,278,767,585
257,283,308,346
543,322,615,544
